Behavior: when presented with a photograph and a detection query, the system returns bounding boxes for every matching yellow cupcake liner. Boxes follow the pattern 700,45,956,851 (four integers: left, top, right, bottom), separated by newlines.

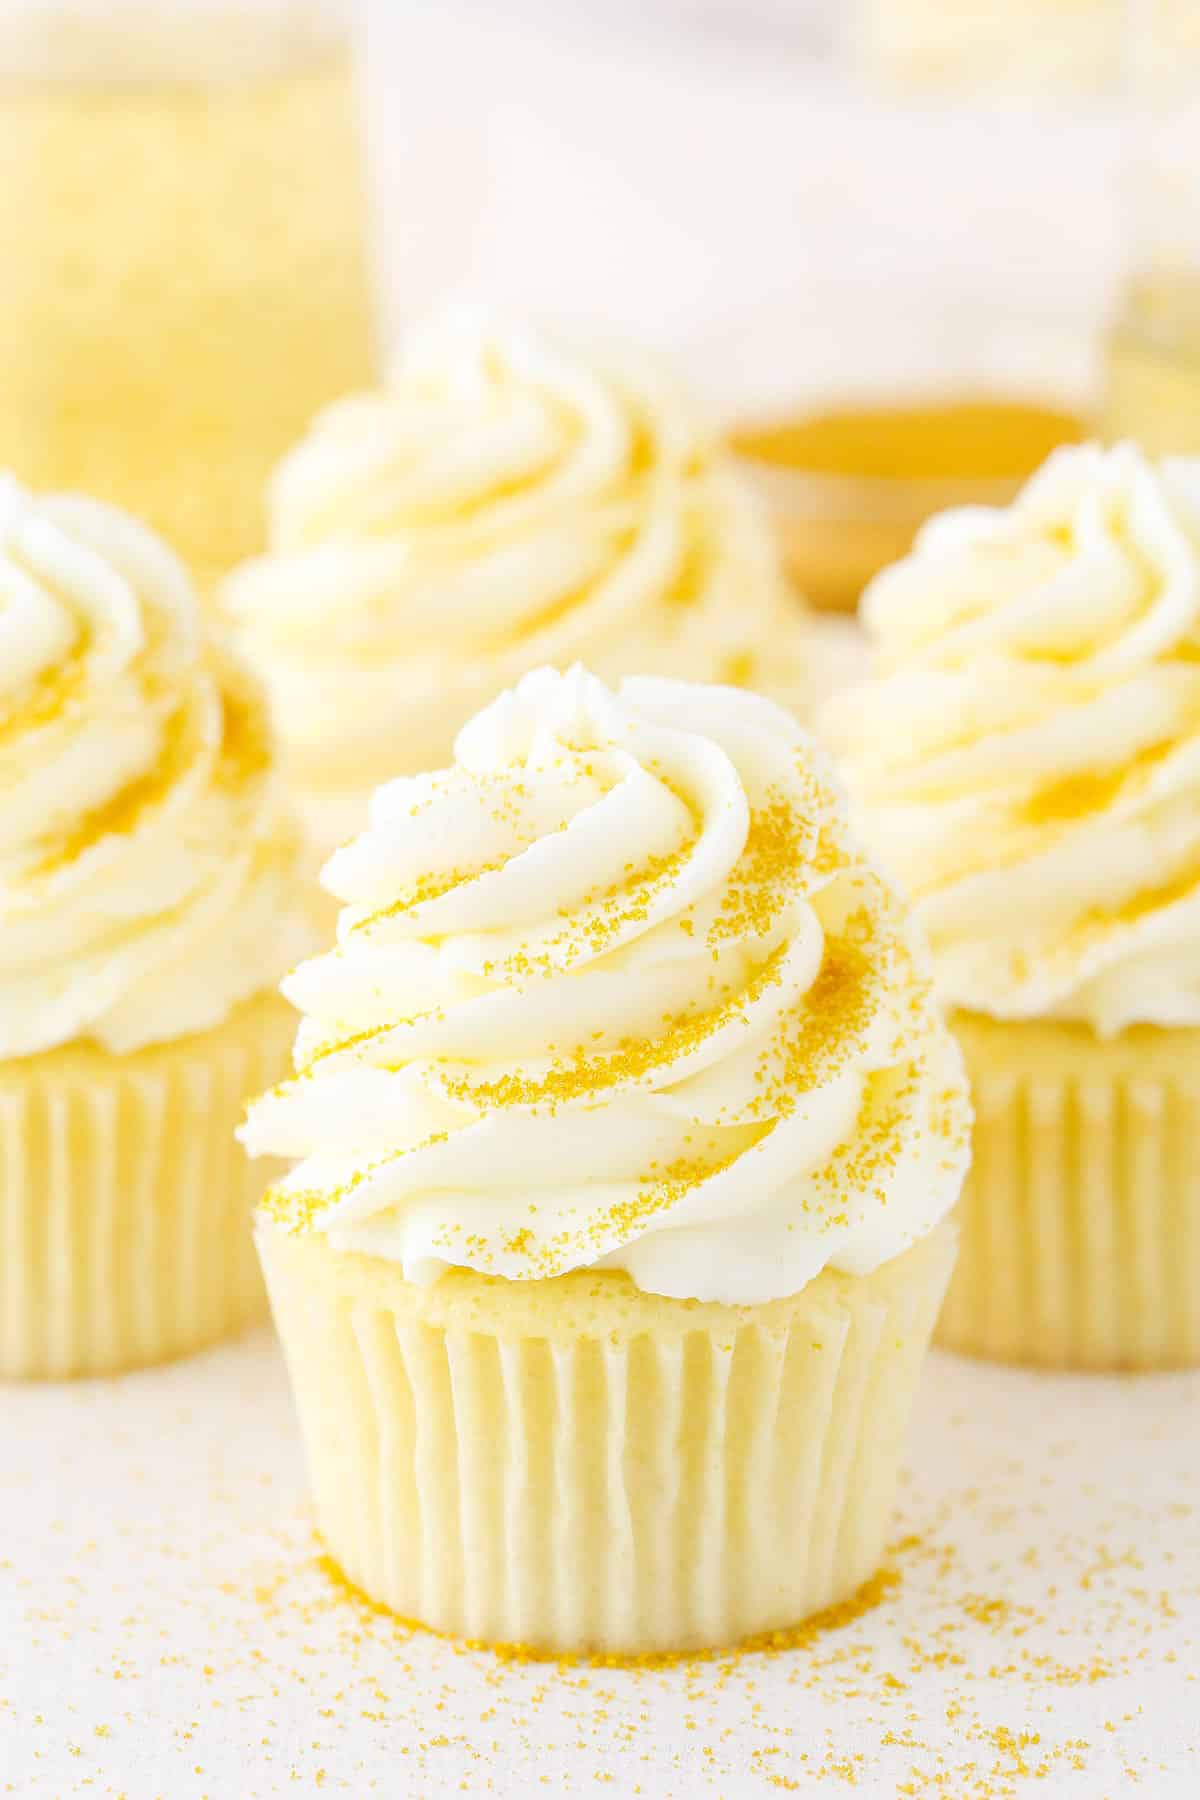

0,992,295,1379
258,1218,955,1656
937,1012,1200,1370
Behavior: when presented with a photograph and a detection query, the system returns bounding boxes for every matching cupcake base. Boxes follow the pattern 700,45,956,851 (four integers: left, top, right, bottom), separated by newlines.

0,992,295,1379
937,1011,1200,1370
258,1219,955,1656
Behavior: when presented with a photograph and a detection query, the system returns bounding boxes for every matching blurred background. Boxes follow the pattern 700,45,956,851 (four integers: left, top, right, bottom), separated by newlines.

2,0,1197,606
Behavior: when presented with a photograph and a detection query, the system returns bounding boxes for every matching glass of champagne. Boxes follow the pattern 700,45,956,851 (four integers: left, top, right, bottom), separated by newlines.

1102,1,1200,452
0,0,376,587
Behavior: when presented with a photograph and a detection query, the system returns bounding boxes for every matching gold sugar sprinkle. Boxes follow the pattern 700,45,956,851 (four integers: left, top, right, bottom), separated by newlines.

442,946,788,1116
28,690,191,877
0,643,87,746
708,795,809,946
310,1547,902,1671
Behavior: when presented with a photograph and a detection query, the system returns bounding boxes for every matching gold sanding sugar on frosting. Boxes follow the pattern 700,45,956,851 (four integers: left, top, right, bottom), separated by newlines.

914,741,1185,899
28,659,269,879
214,670,273,787
295,1016,396,1076
443,947,789,1113
660,507,708,609
763,931,877,1104
350,858,507,933
28,689,194,877
1021,759,1149,827
717,648,757,686
489,552,641,646
709,793,812,945
261,1127,453,1232
584,1141,764,1259
350,773,606,936
571,842,695,948
1023,768,1121,825
823,1064,920,1220
259,1183,311,1231
0,643,87,745
769,886,921,1106
280,815,927,1243
260,1168,371,1233
487,839,700,980
261,696,964,1267
461,1141,760,1276
1071,851,1200,942
790,756,851,887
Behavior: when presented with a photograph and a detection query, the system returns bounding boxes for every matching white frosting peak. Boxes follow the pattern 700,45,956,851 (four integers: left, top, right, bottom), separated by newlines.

223,307,806,848
824,443,1200,1036
0,476,309,1056
242,667,968,1305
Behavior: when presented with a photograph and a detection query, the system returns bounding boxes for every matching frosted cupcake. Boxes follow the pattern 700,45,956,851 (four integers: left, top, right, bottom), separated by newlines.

0,476,310,1377
223,306,809,855
823,443,1200,1369
242,666,969,1654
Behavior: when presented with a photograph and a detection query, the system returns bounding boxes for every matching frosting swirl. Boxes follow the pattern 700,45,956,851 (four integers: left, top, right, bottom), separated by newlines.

223,308,806,845
0,475,309,1056
241,667,968,1305
823,444,1200,1036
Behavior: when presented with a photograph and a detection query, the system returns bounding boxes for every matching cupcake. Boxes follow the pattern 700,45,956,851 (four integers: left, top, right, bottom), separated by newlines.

222,306,810,855
823,443,1200,1370
0,475,311,1378
241,665,969,1654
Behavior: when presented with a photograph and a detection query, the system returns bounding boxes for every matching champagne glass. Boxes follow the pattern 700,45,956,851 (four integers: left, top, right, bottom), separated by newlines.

1102,1,1200,452
0,0,376,586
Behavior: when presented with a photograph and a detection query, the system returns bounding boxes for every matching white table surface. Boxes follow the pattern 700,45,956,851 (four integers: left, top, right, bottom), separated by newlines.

3,1321,1197,1799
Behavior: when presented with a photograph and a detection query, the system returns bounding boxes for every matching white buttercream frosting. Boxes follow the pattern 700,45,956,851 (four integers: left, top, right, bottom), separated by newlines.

823,444,1200,1036
223,307,807,849
241,667,968,1305
0,475,309,1057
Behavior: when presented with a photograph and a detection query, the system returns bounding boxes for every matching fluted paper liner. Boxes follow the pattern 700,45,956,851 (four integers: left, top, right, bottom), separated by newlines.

258,1220,955,1655
938,1012,1200,1370
0,992,295,1379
